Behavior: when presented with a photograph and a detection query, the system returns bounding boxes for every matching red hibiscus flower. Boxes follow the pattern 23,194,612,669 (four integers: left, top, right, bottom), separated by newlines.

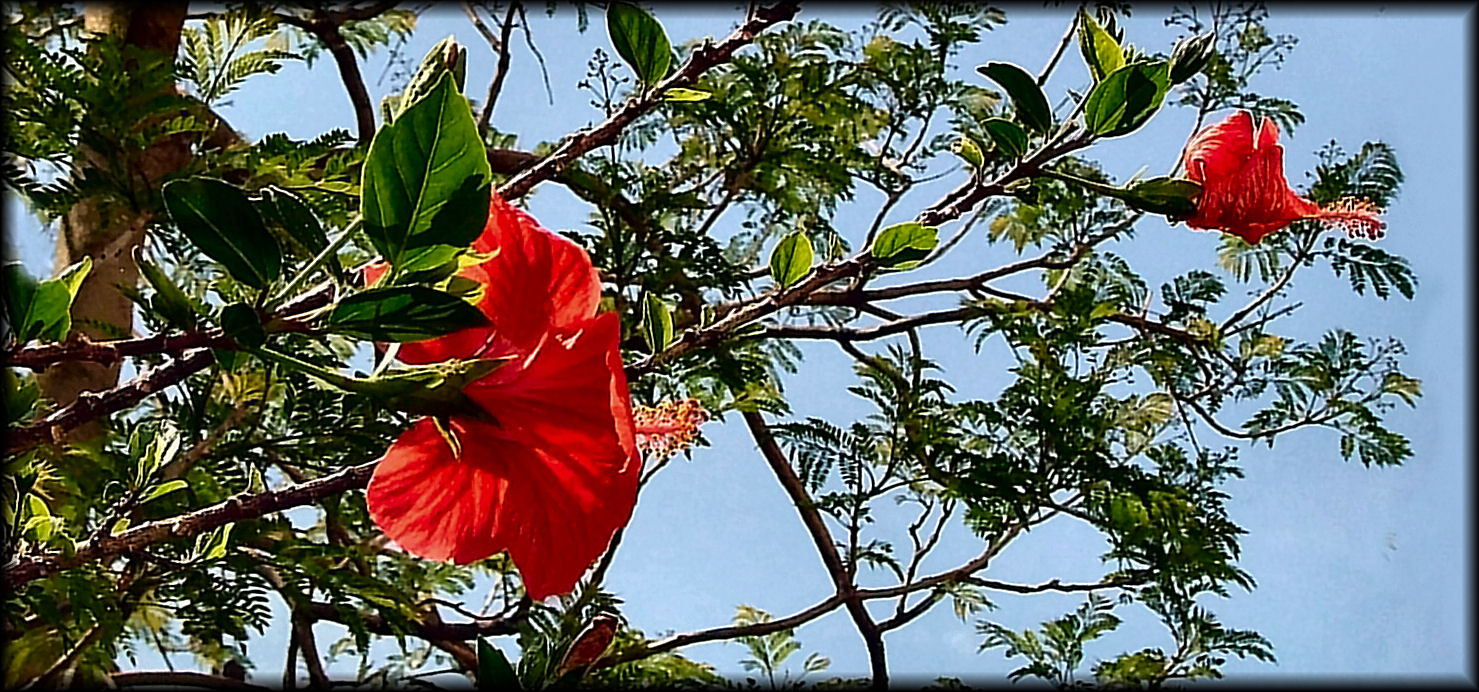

1182,110,1385,245
363,194,639,601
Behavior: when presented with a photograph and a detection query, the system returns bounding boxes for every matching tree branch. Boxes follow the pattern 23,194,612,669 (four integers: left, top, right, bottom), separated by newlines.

4,461,377,589
763,307,977,342
601,595,845,666
743,411,889,689
297,598,525,641
496,0,800,200
6,349,215,455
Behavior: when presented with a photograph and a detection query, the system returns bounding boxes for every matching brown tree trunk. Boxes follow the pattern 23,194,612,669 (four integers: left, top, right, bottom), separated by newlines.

38,2,192,431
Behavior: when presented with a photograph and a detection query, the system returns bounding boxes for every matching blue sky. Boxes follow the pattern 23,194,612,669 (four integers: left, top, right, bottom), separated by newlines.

6,3,1471,684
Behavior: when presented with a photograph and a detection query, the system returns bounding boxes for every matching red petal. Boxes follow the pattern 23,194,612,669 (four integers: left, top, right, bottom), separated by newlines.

367,414,638,600
471,195,602,356
1184,110,1255,185
366,418,511,564
467,313,637,470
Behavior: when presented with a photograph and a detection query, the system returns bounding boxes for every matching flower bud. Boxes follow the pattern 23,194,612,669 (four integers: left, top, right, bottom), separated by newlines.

1169,32,1216,84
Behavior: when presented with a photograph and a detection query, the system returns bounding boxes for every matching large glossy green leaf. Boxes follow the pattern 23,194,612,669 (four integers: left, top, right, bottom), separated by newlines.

607,2,672,86
1084,61,1172,138
219,303,266,348
871,222,938,270
976,62,1052,133
361,72,492,267
769,232,814,288
2,263,38,338
327,286,487,342
163,177,281,289
1077,7,1125,82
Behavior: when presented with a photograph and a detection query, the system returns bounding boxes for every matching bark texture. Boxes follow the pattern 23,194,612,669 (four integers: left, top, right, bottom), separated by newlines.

38,2,192,428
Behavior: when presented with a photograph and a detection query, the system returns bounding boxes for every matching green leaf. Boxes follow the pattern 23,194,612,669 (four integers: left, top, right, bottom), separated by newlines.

1076,7,1124,82
1380,372,1422,407
1,262,39,340
134,421,182,488
1121,177,1202,218
135,249,200,330
3,369,39,426
140,480,189,505
257,186,331,262
975,62,1052,133
871,222,938,270
327,286,487,342
193,522,235,561
361,72,493,266
981,118,1029,160
640,292,673,353
477,639,521,691
163,177,282,289
769,232,814,288
607,2,672,87
8,258,93,343
952,135,986,169
663,87,710,102
1084,61,1172,138
219,303,266,348
396,244,465,278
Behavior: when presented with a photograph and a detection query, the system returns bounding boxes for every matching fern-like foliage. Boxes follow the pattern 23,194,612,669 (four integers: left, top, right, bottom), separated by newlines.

178,8,298,107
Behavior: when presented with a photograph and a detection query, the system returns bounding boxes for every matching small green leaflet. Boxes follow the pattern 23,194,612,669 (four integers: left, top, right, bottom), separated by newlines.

607,2,672,87
1076,7,1125,82
975,62,1052,133
870,222,938,270
640,292,674,352
163,177,281,289
193,522,235,562
140,480,189,505
769,232,814,288
327,286,487,342
952,135,986,169
663,87,711,102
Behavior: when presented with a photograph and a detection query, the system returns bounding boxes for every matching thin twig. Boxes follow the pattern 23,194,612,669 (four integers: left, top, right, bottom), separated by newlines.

496,0,800,200
468,0,518,134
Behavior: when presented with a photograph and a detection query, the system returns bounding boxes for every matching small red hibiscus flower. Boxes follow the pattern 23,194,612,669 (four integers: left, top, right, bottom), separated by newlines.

1182,110,1385,245
363,194,639,601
